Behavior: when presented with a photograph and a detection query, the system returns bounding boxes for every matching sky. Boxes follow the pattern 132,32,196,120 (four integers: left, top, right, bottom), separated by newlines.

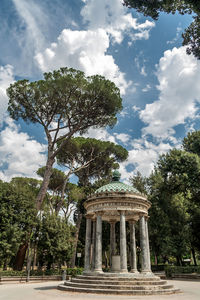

0,0,200,183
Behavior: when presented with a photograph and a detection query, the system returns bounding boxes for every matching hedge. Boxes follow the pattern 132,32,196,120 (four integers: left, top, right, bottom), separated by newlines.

151,265,165,272
0,268,83,277
165,265,200,278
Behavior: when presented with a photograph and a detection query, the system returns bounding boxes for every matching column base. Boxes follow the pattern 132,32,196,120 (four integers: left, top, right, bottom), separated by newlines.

130,269,139,274
140,270,154,277
120,269,128,273
83,269,91,275
92,269,103,274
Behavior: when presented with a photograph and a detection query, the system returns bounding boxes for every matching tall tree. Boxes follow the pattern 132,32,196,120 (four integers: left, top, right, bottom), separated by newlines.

37,211,74,269
7,67,122,210
182,130,200,156
0,178,39,270
129,171,148,195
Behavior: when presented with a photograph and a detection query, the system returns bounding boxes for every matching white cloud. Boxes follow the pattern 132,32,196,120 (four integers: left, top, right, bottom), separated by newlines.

140,46,200,140
10,0,49,75
35,28,130,95
0,118,46,182
140,66,147,76
0,65,15,126
114,133,131,144
167,25,182,45
134,55,148,77
81,0,155,44
132,105,141,112
119,138,173,181
82,127,116,143
142,84,151,92
12,0,47,53
34,0,155,95
120,109,129,118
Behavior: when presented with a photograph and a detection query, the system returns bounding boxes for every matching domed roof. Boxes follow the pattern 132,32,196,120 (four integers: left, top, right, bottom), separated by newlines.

95,170,140,194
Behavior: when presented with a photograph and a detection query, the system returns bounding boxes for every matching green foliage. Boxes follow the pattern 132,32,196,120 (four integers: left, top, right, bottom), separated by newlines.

183,130,200,156
145,130,200,263
123,0,191,20
157,149,200,193
183,16,200,59
165,265,200,277
0,268,83,277
129,171,148,194
37,212,74,267
37,168,65,193
0,178,38,266
7,67,122,134
151,265,166,272
65,267,83,276
57,137,128,184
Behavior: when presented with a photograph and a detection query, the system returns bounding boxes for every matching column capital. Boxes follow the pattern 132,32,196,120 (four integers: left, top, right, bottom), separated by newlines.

118,210,126,215
109,219,117,225
139,213,147,219
129,220,136,225
95,212,104,217
85,214,93,219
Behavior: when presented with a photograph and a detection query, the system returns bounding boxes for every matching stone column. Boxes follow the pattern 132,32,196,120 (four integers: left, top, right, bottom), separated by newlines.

91,220,96,270
129,221,138,273
139,215,151,274
120,211,128,272
145,217,151,271
84,217,92,273
94,214,103,273
110,221,116,269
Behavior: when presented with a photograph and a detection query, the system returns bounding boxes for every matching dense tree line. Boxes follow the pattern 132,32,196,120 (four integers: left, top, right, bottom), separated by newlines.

0,137,128,271
130,131,200,265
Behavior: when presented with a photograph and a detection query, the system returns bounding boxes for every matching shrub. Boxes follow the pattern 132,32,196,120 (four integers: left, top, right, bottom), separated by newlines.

0,268,83,277
151,265,165,272
65,268,83,276
165,265,200,278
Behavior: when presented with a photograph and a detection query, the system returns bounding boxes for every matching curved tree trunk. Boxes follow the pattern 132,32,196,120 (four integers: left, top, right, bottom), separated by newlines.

13,242,28,271
70,213,83,268
36,157,55,210
55,176,69,214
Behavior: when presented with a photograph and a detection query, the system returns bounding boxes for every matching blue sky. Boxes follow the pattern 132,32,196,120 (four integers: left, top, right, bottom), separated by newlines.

0,0,200,183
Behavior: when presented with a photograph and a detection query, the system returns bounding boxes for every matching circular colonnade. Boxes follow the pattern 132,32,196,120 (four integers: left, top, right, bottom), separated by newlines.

83,171,152,276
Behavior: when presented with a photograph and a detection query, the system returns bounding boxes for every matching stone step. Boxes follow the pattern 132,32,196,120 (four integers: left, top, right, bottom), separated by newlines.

71,278,168,286
64,281,174,291
58,284,180,295
76,275,160,281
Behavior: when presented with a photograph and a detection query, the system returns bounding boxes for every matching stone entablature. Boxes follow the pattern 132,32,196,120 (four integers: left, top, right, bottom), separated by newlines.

85,192,151,221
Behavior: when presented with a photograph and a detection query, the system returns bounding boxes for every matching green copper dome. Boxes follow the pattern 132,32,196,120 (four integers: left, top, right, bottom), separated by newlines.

95,171,140,194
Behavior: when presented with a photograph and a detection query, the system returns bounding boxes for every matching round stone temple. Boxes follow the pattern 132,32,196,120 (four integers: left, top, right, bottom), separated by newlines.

59,168,179,295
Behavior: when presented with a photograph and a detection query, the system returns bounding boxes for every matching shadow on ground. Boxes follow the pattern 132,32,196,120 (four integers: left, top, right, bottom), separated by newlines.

34,284,61,291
